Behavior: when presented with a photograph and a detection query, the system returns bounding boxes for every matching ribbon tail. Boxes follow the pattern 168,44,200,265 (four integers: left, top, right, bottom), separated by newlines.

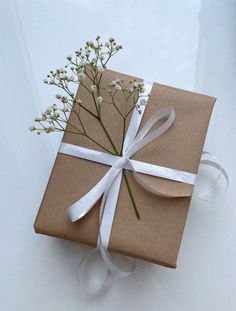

98,171,123,249
194,151,229,201
68,166,121,222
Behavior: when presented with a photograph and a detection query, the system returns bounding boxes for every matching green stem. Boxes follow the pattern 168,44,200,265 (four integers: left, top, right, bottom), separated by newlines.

123,171,140,220
85,134,115,155
99,117,119,154
79,103,98,119
120,117,126,155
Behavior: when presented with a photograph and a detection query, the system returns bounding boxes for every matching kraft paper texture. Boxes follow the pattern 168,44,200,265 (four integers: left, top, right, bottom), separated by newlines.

34,69,216,268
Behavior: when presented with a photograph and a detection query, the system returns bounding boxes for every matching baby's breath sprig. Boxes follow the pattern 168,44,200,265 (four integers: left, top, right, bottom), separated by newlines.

30,37,146,219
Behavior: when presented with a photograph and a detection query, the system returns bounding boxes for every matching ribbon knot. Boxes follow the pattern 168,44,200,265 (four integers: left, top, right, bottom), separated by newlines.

113,156,129,170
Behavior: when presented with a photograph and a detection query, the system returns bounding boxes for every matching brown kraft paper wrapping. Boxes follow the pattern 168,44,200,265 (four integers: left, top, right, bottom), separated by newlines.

34,69,216,268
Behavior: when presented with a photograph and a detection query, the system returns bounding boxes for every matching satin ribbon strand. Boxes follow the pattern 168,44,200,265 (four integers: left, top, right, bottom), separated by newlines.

77,247,113,296
59,143,196,185
127,159,189,198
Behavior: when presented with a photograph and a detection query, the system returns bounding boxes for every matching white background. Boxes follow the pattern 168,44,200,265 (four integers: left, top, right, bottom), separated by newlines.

0,0,235,310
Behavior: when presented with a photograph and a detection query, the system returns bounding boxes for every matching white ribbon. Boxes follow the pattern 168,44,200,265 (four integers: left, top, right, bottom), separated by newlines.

194,151,229,201
58,82,227,295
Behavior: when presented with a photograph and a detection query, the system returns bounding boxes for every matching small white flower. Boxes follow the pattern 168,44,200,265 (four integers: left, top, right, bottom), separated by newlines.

85,51,91,57
78,72,86,80
96,96,103,104
116,45,122,50
110,80,116,86
139,83,145,93
91,84,97,92
60,74,68,80
34,117,42,122
79,60,86,67
115,84,122,90
45,126,55,133
140,98,147,106
99,55,105,61
61,96,68,103
29,125,36,132
97,66,104,72
45,108,52,114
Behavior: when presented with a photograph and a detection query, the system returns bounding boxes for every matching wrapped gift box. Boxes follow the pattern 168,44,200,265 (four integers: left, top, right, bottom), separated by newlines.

34,69,215,268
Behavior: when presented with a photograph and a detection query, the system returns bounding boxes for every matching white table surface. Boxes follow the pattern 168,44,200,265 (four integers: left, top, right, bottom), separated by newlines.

1,0,235,310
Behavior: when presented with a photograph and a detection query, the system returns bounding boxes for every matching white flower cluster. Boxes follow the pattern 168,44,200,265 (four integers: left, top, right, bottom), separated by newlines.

91,84,97,92
105,37,122,53
129,81,145,94
29,103,65,134
69,36,122,75
42,36,124,100
135,98,147,114
55,94,70,104
43,68,76,85
96,96,103,104
29,124,56,135
31,37,127,136
107,79,145,101
109,79,122,91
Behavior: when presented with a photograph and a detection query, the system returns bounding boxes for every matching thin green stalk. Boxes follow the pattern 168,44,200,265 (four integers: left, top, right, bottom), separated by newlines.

85,134,115,154
79,103,98,119
120,117,126,155
99,117,119,154
123,171,140,220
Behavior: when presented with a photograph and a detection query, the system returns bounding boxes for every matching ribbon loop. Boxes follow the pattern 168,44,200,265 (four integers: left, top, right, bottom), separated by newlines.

126,107,175,158
194,151,229,201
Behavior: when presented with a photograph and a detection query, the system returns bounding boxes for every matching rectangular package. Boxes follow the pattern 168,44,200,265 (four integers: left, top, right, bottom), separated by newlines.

34,69,215,268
